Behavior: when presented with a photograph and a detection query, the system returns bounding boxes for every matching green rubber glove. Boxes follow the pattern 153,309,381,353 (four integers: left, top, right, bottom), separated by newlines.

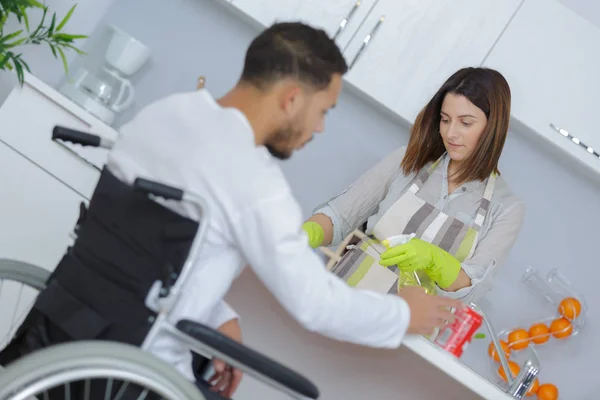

379,238,461,289
302,221,325,249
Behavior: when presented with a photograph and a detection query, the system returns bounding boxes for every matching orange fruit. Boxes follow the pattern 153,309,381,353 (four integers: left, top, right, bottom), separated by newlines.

488,340,510,362
526,379,539,397
537,383,559,400
558,297,581,320
508,328,530,351
529,323,550,345
498,360,520,382
550,317,573,339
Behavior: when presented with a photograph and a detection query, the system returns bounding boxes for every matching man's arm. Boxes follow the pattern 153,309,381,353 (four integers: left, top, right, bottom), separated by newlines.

205,301,239,329
232,190,411,348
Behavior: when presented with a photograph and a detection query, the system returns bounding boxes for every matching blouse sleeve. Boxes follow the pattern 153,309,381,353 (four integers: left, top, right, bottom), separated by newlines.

313,147,407,246
439,199,526,302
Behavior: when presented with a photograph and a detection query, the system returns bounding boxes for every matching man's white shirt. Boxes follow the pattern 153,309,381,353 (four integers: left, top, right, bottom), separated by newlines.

106,89,410,380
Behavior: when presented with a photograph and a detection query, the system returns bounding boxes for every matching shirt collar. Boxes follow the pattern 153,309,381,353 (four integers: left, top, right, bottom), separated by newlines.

439,153,487,194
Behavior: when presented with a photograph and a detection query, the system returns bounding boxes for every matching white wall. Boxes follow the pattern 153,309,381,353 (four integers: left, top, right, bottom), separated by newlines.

16,0,599,398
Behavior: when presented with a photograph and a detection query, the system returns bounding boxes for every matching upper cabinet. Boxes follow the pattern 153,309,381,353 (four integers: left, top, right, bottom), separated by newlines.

229,0,522,124
484,0,600,177
230,0,379,49
343,0,522,123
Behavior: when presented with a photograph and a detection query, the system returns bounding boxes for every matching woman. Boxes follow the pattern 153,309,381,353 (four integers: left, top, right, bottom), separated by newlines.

303,67,525,302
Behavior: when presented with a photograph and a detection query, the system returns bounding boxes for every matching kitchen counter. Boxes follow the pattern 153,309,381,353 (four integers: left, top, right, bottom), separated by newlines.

225,268,513,399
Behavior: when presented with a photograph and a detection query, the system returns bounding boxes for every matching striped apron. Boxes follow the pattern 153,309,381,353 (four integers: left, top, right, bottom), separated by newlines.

330,155,496,295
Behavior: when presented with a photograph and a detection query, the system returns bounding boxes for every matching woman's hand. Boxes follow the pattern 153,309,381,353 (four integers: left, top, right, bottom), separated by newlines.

379,238,434,270
379,238,462,289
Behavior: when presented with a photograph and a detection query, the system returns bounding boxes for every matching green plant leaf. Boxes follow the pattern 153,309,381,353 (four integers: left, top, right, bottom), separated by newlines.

57,46,68,75
0,52,11,69
0,30,24,43
5,37,27,48
48,12,56,35
14,59,24,86
63,43,86,56
53,33,88,42
20,6,30,31
19,57,30,72
55,4,76,32
26,0,45,8
31,6,48,38
0,11,8,25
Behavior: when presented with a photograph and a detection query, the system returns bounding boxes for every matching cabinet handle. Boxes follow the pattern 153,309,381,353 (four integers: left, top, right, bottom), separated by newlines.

349,16,385,70
550,123,600,158
333,1,362,39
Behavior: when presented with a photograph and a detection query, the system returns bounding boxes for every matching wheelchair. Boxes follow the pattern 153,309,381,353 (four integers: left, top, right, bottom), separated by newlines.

0,126,320,400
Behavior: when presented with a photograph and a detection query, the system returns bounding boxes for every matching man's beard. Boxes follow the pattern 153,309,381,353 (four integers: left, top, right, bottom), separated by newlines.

266,144,292,160
265,123,300,160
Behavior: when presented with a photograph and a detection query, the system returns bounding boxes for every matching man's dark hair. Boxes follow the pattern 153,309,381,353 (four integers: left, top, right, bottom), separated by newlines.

241,22,348,91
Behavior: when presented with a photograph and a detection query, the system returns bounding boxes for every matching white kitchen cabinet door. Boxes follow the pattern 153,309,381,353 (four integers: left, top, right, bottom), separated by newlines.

0,142,84,341
484,0,600,179
343,0,522,124
229,0,378,50
0,142,83,271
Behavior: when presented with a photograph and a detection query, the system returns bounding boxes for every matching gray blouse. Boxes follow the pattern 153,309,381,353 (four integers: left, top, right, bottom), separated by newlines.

313,146,526,302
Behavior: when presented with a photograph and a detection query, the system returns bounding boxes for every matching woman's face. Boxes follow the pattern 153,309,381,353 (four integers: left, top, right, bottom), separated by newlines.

439,93,488,163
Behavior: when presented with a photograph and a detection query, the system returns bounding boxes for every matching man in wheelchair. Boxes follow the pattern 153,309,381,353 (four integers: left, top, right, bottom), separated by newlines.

0,21,462,399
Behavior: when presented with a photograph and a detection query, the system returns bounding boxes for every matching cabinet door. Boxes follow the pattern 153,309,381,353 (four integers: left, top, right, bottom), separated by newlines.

230,0,378,50
343,0,521,124
0,142,84,270
0,143,85,341
484,0,600,178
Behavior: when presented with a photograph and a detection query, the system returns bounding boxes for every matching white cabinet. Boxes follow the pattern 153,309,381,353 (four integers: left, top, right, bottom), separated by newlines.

230,0,378,49
0,141,85,345
0,73,118,200
228,0,522,125
343,0,522,123
0,141,83,271
484,0,600,178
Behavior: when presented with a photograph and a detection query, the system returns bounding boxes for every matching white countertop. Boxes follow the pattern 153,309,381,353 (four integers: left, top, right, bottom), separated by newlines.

226,269,513,399
402,336,511,399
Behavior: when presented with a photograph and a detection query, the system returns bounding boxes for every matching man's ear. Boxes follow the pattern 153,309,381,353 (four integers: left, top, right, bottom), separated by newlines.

280,85,304,117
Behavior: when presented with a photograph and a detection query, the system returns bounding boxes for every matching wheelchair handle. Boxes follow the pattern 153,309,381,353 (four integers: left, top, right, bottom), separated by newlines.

52,125,114,149
134,178,184,201
52,126,102,147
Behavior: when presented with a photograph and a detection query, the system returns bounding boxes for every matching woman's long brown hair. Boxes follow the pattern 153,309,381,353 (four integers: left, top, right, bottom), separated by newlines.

401,67,511,184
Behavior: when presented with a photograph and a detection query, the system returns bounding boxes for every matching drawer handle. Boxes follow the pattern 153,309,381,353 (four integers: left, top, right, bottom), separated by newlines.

349,16,385,70
333,1,361,40
550,123,599,158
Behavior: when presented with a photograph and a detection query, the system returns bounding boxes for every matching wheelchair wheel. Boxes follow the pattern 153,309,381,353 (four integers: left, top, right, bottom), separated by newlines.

0,259,51,290
0,340,206,400
0,259,50,348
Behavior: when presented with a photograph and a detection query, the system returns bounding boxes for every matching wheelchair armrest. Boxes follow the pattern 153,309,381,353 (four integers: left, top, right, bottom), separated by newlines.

176,319,319,399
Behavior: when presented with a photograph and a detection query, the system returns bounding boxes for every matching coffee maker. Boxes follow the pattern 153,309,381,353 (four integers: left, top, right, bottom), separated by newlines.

60,25,151,125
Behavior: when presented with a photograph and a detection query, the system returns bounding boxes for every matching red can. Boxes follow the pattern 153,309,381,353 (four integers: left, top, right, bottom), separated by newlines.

433,306,483,358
